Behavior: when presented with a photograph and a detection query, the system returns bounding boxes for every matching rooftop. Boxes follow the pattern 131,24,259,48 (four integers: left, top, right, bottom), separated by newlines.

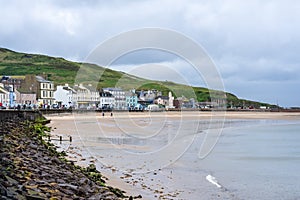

36,76,52,83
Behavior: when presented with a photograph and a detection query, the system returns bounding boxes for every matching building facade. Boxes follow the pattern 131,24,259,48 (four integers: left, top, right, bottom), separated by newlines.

99,91,115,109
103,88,126,110
125,90,138,109
19,75,55,106
15,89,37,105
154,96,169,107
37,76,55,106
0,83,9,107
73,84,99,109
1,76,24,92
54,84,75,108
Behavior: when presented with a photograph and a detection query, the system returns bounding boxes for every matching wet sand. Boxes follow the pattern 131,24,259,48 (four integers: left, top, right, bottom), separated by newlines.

46,111,300,121
45,111,300,199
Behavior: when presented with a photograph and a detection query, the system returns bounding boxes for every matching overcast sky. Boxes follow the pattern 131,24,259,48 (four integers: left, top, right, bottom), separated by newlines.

1,0,299,107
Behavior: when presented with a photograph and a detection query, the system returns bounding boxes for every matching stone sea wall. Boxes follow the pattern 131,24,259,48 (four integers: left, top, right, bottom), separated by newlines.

0,110,43,122
0,113,135,200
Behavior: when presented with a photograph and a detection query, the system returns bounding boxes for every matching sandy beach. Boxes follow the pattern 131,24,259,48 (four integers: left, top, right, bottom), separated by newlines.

46,111,300,121
45,111,300,199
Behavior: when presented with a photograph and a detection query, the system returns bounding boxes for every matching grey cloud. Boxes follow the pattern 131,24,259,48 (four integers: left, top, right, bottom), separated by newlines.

0,0,300,106
218,56,300,82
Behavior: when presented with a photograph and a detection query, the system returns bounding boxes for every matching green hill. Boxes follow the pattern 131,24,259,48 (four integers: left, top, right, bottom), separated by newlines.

0,47,273,108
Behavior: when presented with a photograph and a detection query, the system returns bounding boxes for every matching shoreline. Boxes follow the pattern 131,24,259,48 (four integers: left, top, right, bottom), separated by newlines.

46,110,300,120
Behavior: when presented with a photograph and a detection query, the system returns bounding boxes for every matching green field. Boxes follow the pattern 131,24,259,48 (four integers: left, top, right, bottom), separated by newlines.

0,47,273,108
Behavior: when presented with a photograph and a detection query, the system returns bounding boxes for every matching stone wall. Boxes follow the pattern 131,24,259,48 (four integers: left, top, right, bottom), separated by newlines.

0,110,42,122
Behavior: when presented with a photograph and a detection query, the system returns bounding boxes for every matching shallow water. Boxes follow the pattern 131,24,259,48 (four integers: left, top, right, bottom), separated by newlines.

199,123,300,200
49,113,300,199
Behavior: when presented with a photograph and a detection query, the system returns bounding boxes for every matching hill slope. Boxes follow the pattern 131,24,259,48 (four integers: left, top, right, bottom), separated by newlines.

0,47,271,108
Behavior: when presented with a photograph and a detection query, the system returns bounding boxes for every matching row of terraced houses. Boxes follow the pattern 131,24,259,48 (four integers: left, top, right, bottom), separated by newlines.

0,75,200,110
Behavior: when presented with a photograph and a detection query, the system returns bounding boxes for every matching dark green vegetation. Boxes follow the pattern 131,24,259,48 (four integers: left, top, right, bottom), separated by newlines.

0,47,274,108
0,116,138,199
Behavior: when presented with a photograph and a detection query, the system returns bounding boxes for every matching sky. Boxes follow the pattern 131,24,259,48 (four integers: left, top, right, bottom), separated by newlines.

0,0,299,107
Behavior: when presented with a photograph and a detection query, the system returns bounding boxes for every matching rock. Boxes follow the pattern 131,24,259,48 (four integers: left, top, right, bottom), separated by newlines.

57,183,78,190
4,175,18,186
78,178,89,185
77,187,88,196
51,157,62,165
55,179,65,184
61,197,73,200
49,197,60,200
123,173,132,178
0,196,10,200
25,194,46,200
0,183,8,195
0,118,123,200
0,153,10,158
49,182,58,187
29,143,38,150
56,187,73,196
88,194,103,199
1,157,12,166
24,185,38,190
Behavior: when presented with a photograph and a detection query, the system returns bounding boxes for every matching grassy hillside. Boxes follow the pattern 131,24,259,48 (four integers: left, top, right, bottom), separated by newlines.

0,47,273,108
0,48,79,84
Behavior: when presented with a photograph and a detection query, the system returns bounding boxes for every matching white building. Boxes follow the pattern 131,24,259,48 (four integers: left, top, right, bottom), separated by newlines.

54,84,76,108
155,96,169,106
73,84,99,109
139,90,160,102
0,83,9,107
99,91,115,109
103,88,126,110
167,91,175,109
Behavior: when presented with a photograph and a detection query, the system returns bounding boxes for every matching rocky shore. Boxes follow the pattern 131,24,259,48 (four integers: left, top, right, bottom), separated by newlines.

0,116,134,200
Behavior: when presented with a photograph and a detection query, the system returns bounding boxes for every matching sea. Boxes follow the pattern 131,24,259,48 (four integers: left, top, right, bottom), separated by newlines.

50,113,300,200
194,121,300,200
